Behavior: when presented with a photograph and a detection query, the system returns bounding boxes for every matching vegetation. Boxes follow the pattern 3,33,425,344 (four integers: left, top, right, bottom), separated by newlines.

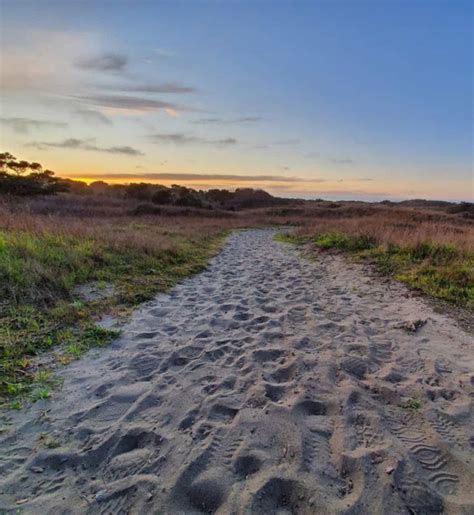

282,211,474,308
0,152,67,196
0,212,233,406
401,398,422,411
1,151,473,406
83,182,293,210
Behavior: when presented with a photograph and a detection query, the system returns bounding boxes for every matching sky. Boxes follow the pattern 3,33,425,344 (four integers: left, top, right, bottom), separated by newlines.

0,0,472,201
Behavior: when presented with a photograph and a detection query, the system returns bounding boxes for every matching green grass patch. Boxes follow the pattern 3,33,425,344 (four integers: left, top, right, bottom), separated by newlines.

363,243,474,307
315,232,376,251
273,232,306,245
280,230,474,309
0,227,226,404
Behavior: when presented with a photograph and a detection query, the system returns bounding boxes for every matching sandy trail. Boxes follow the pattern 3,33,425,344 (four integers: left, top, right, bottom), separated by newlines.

0,229,473,514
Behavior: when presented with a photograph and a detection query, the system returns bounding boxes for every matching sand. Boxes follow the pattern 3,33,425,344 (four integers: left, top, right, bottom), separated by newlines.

0,228,473,514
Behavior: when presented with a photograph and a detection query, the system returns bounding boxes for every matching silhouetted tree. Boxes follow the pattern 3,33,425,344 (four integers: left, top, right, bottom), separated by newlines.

125,182,154,200
0,152,67,196
152,186,173,205
205,189,234,204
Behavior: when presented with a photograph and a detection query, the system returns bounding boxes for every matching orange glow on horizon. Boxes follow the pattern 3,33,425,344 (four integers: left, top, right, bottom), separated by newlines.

59,173,470,202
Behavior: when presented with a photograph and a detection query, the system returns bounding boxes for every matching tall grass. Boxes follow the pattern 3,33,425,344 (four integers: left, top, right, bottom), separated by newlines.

284,209,474,308
0,207,247,403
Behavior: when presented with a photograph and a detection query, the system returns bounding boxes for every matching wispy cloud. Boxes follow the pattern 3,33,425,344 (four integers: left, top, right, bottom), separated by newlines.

74,109,112,125
75,94,194,114
117,81,197,94
62,172,376,191
0,117,67,134
152,48,174,58
63,172,332,184
28,137,143,156
330,157,354,164
254,138,300,149
149,133,237,147
72,172,310,182
304,153,354,164
75,52,127,72
192,116,262,125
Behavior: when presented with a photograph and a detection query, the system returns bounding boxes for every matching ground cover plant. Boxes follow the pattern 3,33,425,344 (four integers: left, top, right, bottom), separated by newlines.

0,202,247,406
280,206,474,308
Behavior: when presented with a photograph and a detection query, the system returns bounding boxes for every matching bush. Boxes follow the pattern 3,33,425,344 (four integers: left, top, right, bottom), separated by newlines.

315,232,376,251
0,152,67,196
152,187,173,205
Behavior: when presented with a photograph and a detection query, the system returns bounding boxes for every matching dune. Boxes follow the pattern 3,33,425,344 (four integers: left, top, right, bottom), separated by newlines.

0,229,473,513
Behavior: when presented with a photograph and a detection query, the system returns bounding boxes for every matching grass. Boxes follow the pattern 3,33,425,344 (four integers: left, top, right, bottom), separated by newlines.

401,398,422,411
0,217,230,405
364,243,473,306
1,193,473,405
278,229,474,309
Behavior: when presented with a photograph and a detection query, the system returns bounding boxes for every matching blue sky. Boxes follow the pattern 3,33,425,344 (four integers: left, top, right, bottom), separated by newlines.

0,0,472,200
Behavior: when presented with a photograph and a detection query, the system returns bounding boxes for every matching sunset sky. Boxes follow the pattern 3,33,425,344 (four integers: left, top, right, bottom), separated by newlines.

0,0,472,201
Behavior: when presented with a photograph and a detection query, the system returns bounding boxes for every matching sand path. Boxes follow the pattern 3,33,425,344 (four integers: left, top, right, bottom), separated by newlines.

1,229,473,514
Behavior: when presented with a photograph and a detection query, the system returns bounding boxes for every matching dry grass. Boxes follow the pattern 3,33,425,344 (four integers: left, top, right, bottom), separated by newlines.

278,204,473,309
1,193,472,405
291,208,474,252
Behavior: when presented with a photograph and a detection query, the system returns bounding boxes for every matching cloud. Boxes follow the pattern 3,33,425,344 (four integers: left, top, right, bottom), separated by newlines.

117,82,197,94
254,138,300,149
0,117,67,134
0,29,97,92
149,133,238,147
74,109,112,125
338,177,373,182
75,53,127,72
330,157,354,164
192,116,262,125
152,48,174,58
63,172,329,183
75,94,193,114
28,137,143,156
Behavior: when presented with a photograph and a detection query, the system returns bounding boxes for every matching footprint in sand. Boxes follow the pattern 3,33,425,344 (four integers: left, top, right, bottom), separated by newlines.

0,229,472,514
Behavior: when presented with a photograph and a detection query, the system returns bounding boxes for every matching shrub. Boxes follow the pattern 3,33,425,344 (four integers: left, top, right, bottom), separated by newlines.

0,152,67,196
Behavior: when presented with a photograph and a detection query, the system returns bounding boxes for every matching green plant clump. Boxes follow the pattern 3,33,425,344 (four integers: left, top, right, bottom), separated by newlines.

282,231,473,309
0,227,225,404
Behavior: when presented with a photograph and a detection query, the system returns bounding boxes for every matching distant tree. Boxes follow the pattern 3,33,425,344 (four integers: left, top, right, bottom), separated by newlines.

0,152,67,196
205,189,234,204
173,185,205,207
89,181,110,194
125,182,153,200
152,186,173,205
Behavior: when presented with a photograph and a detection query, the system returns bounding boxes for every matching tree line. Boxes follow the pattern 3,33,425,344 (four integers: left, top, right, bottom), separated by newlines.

0,152,292,210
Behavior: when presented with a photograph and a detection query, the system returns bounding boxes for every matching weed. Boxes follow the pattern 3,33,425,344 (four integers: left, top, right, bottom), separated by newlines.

34,370,53,384
65,344,83,358
401,398,422,411
39,433,60,449
31,388,51,402
6,383,24,396
10,400,23,410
